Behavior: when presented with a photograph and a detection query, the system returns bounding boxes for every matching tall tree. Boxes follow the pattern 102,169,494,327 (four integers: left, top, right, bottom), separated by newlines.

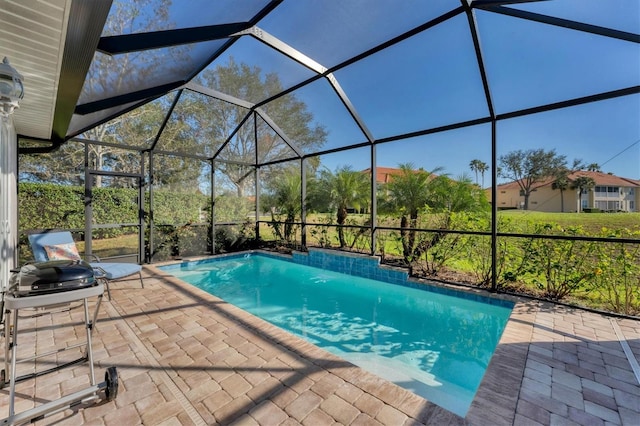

469,159,488,187
571,175,596,213
552,171,570,213
479,161,489,188
314,166,369,248
80,0,177,187
22,9,327,194
196,58,327,196
498,149,575,210
262,166,303,242
380,164,444,261
20,1,179,187
19,140,86,185
587,163,601,172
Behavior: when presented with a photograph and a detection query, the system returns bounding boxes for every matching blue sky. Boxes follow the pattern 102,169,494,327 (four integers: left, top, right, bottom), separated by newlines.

116,0,639,183
205,1,640,182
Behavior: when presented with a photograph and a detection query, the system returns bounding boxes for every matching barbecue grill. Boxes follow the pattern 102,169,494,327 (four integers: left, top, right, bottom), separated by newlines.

9,259,96,296
1,261,118,425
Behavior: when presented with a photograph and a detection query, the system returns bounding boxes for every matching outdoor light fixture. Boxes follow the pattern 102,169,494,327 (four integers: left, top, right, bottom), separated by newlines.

0,57,24,116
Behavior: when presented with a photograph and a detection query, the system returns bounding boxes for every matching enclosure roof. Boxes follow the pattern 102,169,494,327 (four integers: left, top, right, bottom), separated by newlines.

3,0,639,163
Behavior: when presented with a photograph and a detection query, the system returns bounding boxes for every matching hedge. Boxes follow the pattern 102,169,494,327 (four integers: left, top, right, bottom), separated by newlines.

19,182,210,237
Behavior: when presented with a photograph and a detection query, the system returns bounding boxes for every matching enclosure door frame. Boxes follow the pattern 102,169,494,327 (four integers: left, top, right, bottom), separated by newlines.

84,169,144,264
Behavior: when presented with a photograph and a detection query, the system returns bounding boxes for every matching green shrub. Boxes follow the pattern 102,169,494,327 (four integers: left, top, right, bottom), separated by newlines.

521,224,598,300
19,183,211,237
590,228,640,315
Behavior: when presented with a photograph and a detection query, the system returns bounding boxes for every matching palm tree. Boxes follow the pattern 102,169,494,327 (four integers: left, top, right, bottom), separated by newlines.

431,173,488,213
382,163,443,262
552,171,570,212
478,161,489,188
469,159,480,185
571,176,596,213
264,167,302,242
469,159,489,187
587,163,601,172
317,166,370,248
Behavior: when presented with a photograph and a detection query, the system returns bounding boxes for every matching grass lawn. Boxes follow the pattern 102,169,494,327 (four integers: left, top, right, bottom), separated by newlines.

498,210,640,234
261,211,640,247
81,234,140,258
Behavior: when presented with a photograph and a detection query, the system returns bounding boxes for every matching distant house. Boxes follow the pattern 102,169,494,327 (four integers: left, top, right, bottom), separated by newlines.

361,167,413,184
488,171,639,212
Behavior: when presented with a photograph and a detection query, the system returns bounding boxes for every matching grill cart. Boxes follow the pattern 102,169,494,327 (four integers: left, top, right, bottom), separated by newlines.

1,260,118,425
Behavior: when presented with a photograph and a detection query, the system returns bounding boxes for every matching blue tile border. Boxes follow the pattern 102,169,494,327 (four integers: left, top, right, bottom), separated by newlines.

290,248,409,286
158,249,513,309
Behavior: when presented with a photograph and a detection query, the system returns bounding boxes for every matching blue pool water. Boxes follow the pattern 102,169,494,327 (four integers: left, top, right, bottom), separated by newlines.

161,253,513,416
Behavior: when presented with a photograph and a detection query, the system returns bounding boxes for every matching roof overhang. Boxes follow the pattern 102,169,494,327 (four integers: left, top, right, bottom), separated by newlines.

0,0,111,144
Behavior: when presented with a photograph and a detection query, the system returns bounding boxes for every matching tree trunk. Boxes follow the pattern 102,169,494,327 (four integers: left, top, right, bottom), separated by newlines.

285,212,295,242
236,182,245,197
408,211,418,259
400,212,418,263
400,215,410,261
576,191,582,213
337,206,347,248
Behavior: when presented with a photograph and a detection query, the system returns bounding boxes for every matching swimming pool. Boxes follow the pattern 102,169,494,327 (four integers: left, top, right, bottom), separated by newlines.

161,252,513,416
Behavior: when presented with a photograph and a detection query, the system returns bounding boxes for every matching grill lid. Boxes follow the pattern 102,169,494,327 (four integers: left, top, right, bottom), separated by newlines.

10,260,96,296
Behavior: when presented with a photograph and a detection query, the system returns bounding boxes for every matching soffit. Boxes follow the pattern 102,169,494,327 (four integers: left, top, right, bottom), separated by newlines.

0,0,70,139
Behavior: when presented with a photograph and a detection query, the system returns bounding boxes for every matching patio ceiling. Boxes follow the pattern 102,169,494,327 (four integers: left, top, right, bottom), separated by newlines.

2,0,639,160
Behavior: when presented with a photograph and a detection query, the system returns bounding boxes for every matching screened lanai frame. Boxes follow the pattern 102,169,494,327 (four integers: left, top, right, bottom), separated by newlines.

17,0,640,294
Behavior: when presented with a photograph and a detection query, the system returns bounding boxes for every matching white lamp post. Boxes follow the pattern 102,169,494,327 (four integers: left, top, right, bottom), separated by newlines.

0,57,23,296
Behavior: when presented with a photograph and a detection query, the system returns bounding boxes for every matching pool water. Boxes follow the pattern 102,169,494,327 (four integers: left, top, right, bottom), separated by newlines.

162,253,513,416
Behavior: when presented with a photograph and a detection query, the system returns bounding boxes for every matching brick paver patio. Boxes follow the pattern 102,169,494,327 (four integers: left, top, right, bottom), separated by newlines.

1,264,638,425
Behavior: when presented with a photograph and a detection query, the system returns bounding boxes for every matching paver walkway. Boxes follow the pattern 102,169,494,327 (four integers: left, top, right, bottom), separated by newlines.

1,264,638,425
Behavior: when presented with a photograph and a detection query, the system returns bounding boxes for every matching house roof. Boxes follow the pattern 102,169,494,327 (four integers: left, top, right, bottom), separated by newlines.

361,167,434,184
496,170,640,190
362,167,406,184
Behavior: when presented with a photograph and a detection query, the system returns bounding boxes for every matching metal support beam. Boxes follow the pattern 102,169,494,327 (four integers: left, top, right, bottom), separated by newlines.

255,166,261,241
98,22,253,55
184,83,304,160
463,1,499,291
497,86,640,121
235,26,327,75
149,89,183,152
477,4,640,43
370,144,377,256
491,121,498,292
301,158,307,249
254,114,261,241
83,143,92,257
139,152,145,264
211,160,216,254
327,74,375,143
75,81,185,116
185,83,255,110
255,108,304,158
148,152,155,263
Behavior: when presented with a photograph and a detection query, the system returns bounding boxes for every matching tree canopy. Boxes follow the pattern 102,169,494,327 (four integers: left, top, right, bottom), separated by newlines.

498,149,580,210
313,166,370,248
196,58,327,196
